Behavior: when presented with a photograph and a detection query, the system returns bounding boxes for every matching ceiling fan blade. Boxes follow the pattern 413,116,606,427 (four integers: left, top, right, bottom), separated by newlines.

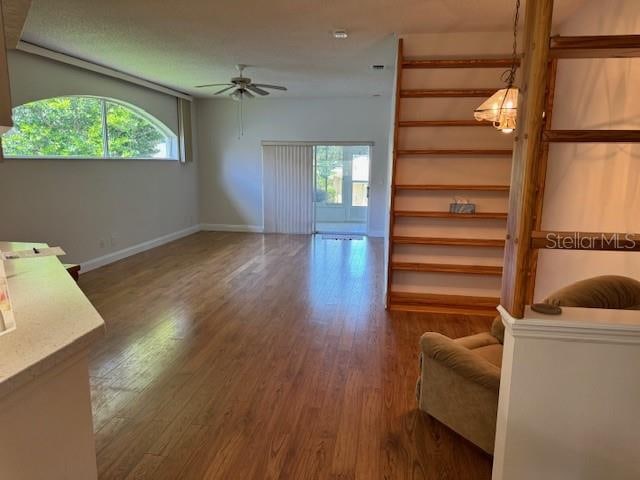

246,85,269,96
194,83,232,88
213,85,236,95
253,84,287,91
242,89,255,98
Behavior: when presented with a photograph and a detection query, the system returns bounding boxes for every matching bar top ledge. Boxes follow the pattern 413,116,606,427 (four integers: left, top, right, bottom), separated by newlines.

0,241,105,399
498,304,640,345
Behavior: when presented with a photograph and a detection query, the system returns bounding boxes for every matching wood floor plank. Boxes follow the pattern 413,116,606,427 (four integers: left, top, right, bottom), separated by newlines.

81,232,493,479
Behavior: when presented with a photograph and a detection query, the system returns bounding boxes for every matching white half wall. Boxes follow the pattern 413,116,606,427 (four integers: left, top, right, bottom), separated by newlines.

196,96,392,236
0,51,199,265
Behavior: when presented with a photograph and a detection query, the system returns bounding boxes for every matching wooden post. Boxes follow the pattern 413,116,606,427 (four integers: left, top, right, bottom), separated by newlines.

525,58,557,304
500,0,554,318
385,38,403,308
0,1,13,161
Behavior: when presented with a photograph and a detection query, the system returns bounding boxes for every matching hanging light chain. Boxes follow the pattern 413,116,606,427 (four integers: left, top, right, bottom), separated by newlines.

503,0,521,87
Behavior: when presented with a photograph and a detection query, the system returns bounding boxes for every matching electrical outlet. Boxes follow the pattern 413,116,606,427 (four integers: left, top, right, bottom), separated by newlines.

99,239,106,249
110,234,118,247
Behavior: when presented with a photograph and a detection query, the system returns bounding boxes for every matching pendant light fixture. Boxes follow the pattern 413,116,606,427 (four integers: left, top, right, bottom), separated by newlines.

474,0,521,133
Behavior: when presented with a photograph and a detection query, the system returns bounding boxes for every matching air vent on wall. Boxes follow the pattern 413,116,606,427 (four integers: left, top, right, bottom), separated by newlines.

371,65,385,70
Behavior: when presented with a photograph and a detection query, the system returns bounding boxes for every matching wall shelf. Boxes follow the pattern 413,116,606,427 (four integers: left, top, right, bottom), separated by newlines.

402,57,519,69
392,262,503,275
550,34,640,58
393,236,506,247
394,184,510,192
398,120,490,127
394,210,508,219
388,291,500,316
400,88,497,98
543,129,640,143
397,149,513,156
385,40,513,314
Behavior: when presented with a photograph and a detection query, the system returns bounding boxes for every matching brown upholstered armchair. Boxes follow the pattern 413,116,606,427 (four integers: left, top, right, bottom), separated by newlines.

416,275,640,454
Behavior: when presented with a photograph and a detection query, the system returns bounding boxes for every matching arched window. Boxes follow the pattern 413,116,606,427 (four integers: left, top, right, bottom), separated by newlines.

1,96,178,160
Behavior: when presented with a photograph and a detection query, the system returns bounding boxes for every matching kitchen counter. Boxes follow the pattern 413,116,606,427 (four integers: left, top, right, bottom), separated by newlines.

0,241,105,398
0,241,105,480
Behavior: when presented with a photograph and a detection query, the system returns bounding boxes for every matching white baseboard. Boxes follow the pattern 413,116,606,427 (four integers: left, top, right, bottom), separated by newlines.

81,225,201,273
80,223,378,273
200,223,264,233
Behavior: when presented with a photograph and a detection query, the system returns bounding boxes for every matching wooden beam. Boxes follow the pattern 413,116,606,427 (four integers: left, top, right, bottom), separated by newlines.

392,262,503,275
393,236,506,247
386,38,404,308
525,58,558,304
2,0,31,49
398,120,491,127
400,88,497,98
397,149,513,156
393,210,508,219
0,0,12,148
531,231,640,251
388,291,499,315
388,302,499,316
388,291,500,309
402,58,520,69
543,129,640,143
550,34,640,59
500,0,554,319
394,184,509,192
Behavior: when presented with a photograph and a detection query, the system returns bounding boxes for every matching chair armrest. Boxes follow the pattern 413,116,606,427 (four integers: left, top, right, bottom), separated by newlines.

420,332,501,391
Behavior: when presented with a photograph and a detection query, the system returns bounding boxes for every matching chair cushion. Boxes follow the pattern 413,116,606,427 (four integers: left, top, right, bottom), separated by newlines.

490,315,505,344
455,332,500,350
544,275,640,309
472,344,503,368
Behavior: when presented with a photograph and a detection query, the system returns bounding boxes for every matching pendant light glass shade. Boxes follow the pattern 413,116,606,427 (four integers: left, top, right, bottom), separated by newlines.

474,87,519,133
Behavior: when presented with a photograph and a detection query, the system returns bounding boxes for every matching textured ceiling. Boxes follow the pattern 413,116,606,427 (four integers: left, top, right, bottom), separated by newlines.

21,0,585,98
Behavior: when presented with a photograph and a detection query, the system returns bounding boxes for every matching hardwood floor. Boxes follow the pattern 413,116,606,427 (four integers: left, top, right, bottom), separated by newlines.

80,232,494,479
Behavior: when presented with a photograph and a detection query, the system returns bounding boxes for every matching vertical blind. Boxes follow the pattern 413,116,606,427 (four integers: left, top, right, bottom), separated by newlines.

263,144,314,234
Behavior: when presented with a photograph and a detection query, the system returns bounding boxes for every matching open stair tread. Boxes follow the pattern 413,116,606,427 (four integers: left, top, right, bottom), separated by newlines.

400,88,498,98
401,57,519,69
392,262,503,275
396,149,513,156
394,210,508,219
388,291,500,316
550,34,640,58
392,236,506,247
394,184,510,191
543,129,640,143
398,120,492,127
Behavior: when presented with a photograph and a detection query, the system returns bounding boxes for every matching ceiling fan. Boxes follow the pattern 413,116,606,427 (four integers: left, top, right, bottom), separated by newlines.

195,64,287,100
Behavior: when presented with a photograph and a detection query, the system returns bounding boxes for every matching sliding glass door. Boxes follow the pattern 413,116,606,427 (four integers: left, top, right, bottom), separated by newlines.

313,145,370,234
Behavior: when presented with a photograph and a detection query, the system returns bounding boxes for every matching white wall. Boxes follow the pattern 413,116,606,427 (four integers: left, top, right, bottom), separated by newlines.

0,51,199,266
196,96,392,235
533,0,640,300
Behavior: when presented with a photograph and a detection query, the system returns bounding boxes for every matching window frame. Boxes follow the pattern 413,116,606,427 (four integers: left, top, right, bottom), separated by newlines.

1,95,179,161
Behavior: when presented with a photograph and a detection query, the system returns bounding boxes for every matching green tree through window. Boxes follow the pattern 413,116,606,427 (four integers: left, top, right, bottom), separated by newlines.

1,96,177,159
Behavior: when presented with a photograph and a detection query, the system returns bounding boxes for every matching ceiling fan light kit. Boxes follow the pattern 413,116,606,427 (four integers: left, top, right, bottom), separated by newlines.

195,64,288,100
195,64,288,136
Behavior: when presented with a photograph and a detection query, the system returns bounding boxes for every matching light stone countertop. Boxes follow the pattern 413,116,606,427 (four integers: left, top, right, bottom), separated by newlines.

0,241,105,399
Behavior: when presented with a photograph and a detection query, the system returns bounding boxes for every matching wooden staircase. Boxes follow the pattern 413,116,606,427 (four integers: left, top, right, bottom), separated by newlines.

499,7,640,318
386,38,515,316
